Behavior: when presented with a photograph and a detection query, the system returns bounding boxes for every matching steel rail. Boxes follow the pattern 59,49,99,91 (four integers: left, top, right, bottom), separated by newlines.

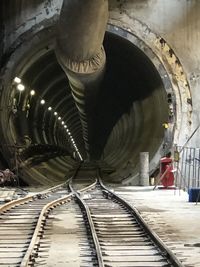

77,180,98,193
69,179,105,267
0,181,68,213
20,193,73,267
0,181,69,266
98,176,184,267
21,176,98,266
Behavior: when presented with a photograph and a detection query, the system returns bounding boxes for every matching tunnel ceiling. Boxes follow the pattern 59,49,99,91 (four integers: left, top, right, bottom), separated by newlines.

0,2,170,185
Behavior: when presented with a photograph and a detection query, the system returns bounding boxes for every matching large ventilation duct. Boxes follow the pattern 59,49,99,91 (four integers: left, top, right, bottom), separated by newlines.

56,0,109,159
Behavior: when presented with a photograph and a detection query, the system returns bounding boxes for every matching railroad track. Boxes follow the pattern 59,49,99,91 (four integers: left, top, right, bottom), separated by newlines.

69,176,184,267
0,168,184,267
0,182,72,267
0,171,97,267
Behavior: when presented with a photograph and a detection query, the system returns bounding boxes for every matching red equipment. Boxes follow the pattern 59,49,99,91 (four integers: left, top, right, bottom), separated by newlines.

160,157,175,187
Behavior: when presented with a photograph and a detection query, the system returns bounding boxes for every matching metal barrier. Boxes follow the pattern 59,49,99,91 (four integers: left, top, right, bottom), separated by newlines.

174,146,200,191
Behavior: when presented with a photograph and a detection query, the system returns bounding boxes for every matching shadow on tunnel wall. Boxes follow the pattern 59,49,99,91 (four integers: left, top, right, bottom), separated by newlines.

89,32,164,159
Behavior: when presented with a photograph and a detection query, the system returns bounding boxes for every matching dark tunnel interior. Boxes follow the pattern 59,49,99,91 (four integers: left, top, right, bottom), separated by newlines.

89,32,165,159
0,29,169,185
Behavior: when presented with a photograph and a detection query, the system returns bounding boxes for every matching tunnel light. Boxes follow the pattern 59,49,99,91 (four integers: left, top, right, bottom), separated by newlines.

54,112,57,116
58,116,61,120
64,125,67,128
48,107,52,111
14,77,21,84
78,152,83,161
17,84,25,91
30,90,35,96
40,99,45,105
61,121,64,125
66,129,69,133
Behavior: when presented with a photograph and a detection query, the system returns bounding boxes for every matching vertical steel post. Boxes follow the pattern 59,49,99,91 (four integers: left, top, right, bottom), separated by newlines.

139,152,149,186
198,149,200,187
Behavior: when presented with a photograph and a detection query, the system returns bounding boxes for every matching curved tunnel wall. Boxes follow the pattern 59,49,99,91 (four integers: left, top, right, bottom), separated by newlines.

0,23,173,185
99,30,169,181
1,0,193,185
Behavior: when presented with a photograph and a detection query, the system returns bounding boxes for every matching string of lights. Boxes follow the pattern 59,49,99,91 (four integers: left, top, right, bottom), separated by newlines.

13,77,83,161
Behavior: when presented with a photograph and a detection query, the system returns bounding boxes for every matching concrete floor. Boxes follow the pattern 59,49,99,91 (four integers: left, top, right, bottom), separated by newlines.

42,202,82,267
113,186,200,267
0,187,17,204
34,200,94,267
1,185,200,266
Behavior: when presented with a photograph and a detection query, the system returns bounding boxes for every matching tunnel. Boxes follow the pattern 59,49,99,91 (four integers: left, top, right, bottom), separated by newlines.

0,21,173,185
0,2,198,266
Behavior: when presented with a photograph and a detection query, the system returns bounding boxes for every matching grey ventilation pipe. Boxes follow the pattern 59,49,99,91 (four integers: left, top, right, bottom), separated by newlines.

56,0,108,159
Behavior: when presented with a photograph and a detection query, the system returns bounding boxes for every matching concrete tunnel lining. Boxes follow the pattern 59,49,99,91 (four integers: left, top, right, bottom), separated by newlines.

0,23,179,185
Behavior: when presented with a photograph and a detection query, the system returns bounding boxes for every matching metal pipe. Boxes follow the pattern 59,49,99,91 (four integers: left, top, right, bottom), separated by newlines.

56,0,108,159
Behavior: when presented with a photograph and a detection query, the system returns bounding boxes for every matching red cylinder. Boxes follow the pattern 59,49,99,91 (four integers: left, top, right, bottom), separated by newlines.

160,157,174,187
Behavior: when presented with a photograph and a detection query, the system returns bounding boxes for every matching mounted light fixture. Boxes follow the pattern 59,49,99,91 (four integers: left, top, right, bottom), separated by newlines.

17,84,25,91
12,77,82,159
30,90,35,96
78,152,83,161
14,77,21,84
